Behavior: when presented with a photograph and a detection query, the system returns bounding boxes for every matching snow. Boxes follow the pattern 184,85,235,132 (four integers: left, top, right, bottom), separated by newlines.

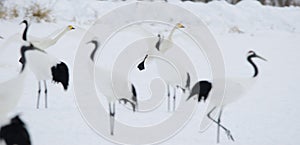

0,0,300,145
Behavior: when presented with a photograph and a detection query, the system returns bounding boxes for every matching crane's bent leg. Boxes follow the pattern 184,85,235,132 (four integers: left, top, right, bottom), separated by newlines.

217,108,223,143
207,106,234,142
44,80,48,108
109,102,116,135
37,81,41,109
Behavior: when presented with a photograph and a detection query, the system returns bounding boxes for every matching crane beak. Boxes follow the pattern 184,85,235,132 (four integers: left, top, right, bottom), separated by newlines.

255,54,267,61
86,40,96,45
68,25,75,30
178,24,185,28
176,23,185,28
86,41,92,44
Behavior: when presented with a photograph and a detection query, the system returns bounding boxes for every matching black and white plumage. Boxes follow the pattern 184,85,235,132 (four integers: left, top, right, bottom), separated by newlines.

194,50,267,143
21,43,69,109
136,23,186,111
118,84,137,112
0,115,31,145
0,43,35,120
137,55,148,71
176,72,191,93
19,21,69,109
155,34,163,51
186,80,212,102
137,23,185,71
51,62,69,90
87,40,137,135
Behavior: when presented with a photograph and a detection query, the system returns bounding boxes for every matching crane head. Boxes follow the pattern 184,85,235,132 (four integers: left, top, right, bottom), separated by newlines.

68,25,75,30
19,20,28,25
176,23,185,29
247,50,267,61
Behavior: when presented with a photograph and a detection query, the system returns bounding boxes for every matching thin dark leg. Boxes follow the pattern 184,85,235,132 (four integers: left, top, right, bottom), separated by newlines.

44,80,48,108
37,81,41,109
135,102,138,112
167,85,170,112
133,97,138,111
207,106,234,142
173,87,176,111
217,108,223,143
109,102,116,135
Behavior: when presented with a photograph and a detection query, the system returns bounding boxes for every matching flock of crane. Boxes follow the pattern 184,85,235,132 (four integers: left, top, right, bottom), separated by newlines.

0,20,267,145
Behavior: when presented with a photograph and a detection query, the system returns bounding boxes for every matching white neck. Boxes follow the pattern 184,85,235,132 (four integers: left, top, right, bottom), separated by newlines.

167,26,177,41
51,27,69,43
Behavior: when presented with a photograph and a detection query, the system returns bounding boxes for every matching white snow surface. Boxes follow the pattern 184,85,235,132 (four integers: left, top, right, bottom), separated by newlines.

0,0,300,145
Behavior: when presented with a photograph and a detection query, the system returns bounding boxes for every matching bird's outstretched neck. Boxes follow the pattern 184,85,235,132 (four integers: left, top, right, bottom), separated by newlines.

167,26,177,41
51,27,71,45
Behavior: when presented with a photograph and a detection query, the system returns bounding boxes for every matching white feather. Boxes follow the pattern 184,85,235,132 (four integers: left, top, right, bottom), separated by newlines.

25,50,59,81
29,26,73,49
0,68,28,120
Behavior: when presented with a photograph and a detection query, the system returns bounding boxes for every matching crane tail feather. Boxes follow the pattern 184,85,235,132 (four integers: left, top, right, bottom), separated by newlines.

51,62,69,90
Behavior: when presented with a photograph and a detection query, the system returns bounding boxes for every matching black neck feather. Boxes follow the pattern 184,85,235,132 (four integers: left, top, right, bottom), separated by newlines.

89,40,98,62
22,21,28,41
247,55,258,77
20,44,34,73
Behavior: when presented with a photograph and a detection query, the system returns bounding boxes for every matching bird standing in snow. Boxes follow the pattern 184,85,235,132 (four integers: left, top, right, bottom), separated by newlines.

87,40,137,135
20,43,69,109
137,23,185,71
136,23,186,112
19,20,70,109
187,50,267,143
0,115,31,145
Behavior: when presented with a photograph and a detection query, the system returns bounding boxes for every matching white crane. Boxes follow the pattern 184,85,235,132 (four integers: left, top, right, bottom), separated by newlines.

0,115,31,145
20,20,75,49
87,40,137,135
20,43,69,109
137,23,185,71
187,50,267,143
136,23,186,112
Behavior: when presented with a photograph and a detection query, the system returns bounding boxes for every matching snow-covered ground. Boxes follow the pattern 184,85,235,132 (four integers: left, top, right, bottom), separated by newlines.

0,0,300,145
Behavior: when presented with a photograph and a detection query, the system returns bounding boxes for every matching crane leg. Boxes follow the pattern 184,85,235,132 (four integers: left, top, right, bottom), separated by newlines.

135,101,138,112
36,81,41,109
132,96,138,111
44,80,48,108
217,108,223,143
207,106,234,142
167,85,170,112
109,102,116,136
173,87,176,111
